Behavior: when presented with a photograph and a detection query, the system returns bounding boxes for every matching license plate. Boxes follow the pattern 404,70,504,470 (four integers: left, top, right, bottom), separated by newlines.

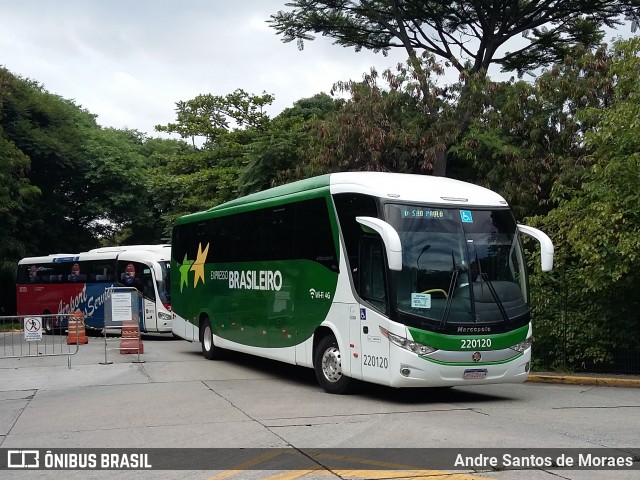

463,368,488,379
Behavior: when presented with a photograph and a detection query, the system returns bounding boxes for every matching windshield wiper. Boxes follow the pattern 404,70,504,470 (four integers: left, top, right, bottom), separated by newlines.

439,251,459,328
480,272,509,323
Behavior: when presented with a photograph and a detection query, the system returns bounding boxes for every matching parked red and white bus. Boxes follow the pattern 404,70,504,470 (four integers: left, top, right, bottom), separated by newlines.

16,245,172,333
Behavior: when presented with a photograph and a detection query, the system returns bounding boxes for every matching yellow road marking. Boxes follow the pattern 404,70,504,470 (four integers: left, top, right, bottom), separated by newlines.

207,450,288,480
208,450,494,480
261,469,327,480
262,470,490,479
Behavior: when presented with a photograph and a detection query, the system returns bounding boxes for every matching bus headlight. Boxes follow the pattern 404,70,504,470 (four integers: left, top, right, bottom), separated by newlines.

158,312,172,321
510,337,532,353
379,326,437,355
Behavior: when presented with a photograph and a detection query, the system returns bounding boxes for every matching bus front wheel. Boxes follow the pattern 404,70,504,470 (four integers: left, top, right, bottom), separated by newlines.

200,318,223,360
314,335,351,394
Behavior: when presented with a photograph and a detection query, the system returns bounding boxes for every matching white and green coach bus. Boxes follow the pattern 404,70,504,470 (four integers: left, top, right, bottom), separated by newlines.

171,172,553,393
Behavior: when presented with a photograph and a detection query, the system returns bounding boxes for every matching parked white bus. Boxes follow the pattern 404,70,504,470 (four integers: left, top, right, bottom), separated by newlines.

17,245,172,333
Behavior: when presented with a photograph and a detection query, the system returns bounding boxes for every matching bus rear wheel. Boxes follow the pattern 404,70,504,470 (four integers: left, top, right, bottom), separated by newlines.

200,318,224,360
314,335,351,394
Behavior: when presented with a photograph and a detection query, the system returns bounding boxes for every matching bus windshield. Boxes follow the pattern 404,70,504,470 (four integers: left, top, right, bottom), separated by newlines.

385,204,529,326
158,260,171,307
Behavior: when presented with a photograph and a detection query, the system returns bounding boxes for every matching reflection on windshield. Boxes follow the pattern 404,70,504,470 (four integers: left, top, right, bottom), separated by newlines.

385,205,528,325
158,261,171,304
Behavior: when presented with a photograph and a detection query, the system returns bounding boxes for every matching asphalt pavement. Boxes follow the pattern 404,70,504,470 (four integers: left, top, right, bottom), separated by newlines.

0,331,638,479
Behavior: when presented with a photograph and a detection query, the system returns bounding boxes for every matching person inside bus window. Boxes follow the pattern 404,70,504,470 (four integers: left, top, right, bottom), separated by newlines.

28,265,38,283
68,263,83,281
122,263,137,286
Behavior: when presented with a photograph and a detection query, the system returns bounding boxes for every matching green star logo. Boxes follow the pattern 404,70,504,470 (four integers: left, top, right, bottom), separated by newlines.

178,254,194,293
177,243,210,292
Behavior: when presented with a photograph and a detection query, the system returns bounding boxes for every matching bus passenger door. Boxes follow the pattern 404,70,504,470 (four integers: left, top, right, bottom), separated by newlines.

358,237,391,385
142,297,155,331
139,269,156,331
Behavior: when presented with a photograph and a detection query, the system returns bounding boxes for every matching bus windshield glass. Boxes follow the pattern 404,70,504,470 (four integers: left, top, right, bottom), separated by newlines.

158,260,171,306
385,204,529,325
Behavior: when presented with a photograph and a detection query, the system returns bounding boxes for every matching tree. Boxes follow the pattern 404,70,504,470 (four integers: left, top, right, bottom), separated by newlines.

153,88,280,216
528,38,640,370
0,70,100,254
238,93,339,194
301,60,452,176
155,89,275,148
450,43,616,219
0,121,40,315
270,0,640,175
80,128,170,244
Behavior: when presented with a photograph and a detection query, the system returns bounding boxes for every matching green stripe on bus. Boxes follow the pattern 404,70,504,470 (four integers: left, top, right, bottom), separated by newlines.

408,324,529,351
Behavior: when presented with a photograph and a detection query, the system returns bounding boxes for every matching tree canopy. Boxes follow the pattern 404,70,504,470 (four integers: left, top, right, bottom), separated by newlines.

271,0,638,74
270,0,640,175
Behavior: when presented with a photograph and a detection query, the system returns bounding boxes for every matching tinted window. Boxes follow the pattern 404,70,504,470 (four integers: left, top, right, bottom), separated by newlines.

360,237,387,313
173,197,338,270
17,260,115,284
333,193,379,269
294,198,338,269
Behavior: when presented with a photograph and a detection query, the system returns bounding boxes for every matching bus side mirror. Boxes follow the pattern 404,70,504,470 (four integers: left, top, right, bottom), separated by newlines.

356,216,403,271
517,224,554,272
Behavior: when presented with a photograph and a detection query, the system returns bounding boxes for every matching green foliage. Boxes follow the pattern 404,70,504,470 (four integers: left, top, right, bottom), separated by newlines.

0,68,194,313
271,1,635,75
270,1,640,175
155,89,275,147
0,131,40,315
236,93,337,191
0,68,102,254
450,43,615,218
295,58,459,175
528,38,640,370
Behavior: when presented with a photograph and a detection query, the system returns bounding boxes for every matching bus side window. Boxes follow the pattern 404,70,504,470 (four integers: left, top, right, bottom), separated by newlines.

359,236,388,313
333,193,379,285
294,198,338,270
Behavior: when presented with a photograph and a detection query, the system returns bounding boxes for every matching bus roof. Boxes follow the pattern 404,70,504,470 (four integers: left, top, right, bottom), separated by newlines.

19,245,171,265
88,245,170,254
175,172,508,224
328,172,507,206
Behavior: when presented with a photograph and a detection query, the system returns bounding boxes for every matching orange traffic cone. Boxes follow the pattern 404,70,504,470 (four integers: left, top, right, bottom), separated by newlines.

66,311,89,345
120,318,144,354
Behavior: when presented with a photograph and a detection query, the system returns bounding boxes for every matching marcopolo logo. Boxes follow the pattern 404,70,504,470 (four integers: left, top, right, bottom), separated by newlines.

228,270,282,291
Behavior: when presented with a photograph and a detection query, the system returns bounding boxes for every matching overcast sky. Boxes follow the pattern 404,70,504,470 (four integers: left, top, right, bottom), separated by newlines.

0,0,412,138
1,1,635,140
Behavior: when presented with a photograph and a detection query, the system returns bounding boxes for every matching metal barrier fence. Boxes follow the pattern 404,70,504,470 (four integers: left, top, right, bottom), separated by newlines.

99,286,145,365
99,321,145,365
0,314,81,368
531,269,640,374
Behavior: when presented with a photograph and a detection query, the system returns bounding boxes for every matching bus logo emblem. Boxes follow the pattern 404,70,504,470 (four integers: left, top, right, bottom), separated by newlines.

472,351,482,362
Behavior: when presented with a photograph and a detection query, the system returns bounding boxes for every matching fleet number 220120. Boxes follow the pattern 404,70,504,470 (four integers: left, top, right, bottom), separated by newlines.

461,338,492,349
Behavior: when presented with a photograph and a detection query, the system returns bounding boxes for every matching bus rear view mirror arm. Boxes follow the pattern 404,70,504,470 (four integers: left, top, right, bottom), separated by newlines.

356,216,403,271
517,224,554,272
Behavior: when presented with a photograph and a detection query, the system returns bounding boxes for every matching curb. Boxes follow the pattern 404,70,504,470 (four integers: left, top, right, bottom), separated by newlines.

527,374,640,388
